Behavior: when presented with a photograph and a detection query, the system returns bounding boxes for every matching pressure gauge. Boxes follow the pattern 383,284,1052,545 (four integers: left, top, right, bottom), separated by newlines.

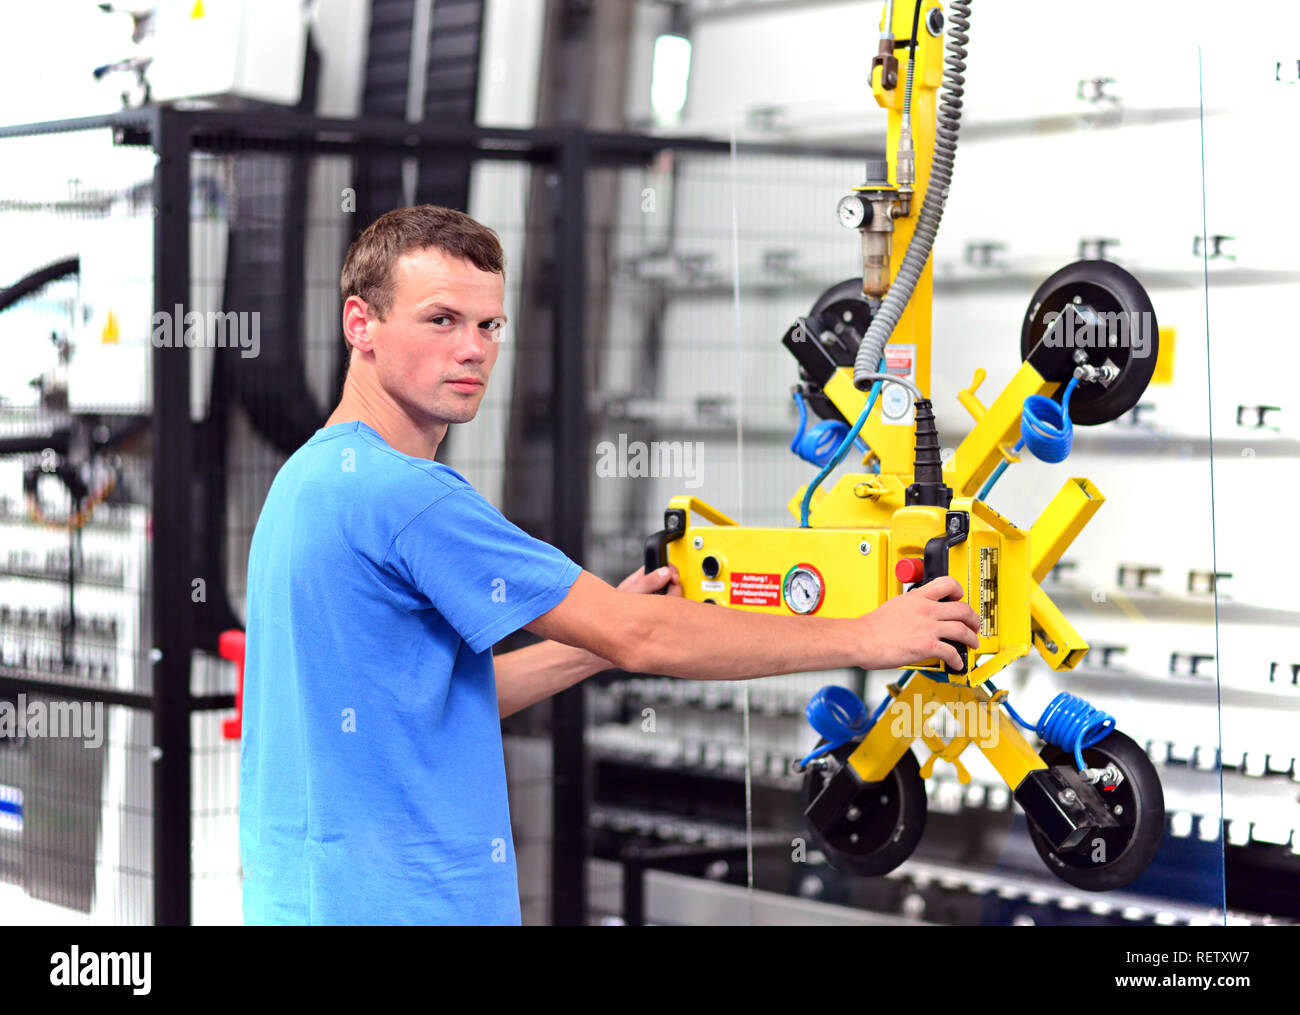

882,383,912,420
837,194,870,230
783,563,826,615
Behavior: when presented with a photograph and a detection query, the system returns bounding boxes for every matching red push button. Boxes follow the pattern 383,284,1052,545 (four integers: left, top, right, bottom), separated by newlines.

219,629,246,740
895,557,924,584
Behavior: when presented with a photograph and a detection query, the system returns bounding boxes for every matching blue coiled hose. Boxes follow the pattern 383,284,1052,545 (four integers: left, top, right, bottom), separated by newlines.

790,390,870,467
797,671,915,769
798,685,869,767
800,677,1113,774
1020,375,1080,463
990,683,1115,771
798,359,885,528
977,375,1081,501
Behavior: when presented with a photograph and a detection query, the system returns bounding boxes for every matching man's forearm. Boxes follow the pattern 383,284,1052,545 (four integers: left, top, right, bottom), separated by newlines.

619,594,870,679
494,640,611,718
524,569,979,683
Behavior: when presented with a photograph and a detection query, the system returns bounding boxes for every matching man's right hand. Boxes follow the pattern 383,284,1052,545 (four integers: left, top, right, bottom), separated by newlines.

860,576,980,671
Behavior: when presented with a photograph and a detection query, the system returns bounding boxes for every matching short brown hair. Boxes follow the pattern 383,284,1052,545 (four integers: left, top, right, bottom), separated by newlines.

339,205,505,321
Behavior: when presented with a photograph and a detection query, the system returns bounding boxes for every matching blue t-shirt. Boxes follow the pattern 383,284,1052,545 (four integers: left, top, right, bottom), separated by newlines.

240,420,582,925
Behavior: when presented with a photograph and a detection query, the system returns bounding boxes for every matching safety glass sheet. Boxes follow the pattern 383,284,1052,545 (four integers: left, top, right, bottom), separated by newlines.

587,0,1266,929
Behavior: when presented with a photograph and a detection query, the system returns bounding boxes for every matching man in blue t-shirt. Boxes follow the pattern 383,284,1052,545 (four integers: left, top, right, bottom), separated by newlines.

241,205,979,925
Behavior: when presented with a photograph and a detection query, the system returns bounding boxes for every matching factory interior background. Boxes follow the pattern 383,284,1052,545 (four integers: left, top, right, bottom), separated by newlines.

0,0,1297,927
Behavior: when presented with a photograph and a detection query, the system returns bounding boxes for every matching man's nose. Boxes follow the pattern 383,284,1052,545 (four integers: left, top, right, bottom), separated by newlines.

452,324,490,362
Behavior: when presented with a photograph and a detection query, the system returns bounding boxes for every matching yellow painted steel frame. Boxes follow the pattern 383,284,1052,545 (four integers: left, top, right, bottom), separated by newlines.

846,679,1046,791
663,488,1052,788
655,3,1115,795
852,0,946,474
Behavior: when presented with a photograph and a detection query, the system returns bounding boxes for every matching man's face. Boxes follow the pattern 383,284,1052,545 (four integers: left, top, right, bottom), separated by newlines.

363,247,505,426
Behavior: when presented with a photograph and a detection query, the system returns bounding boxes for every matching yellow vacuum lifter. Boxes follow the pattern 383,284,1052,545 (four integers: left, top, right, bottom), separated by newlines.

644,0,1165,891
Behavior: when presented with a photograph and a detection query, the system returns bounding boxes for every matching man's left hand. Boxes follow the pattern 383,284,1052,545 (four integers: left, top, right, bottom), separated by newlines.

615,563,684,597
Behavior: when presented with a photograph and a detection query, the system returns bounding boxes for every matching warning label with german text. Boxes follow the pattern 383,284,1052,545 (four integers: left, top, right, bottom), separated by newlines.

881,343,917,426
730,572,781,607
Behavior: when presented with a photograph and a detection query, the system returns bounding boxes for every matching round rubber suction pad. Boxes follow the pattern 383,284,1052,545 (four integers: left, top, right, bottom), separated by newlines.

1020,260,1159,426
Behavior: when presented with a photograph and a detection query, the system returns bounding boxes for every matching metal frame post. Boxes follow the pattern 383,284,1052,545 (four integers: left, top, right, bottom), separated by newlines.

150,107,195,926
550,129,590,926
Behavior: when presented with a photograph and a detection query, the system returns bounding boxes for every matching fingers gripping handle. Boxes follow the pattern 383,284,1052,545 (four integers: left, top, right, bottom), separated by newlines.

643,509,686,596
923,511,971,675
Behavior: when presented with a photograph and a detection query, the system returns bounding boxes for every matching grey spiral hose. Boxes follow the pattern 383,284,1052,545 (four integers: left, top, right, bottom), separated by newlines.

853,0,971,394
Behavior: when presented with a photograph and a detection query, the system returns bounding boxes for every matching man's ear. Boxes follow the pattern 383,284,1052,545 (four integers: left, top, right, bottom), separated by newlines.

342,295,375,354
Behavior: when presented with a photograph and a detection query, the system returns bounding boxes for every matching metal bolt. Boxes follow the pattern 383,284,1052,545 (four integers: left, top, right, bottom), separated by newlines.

1058,788,1078,804
926,8,944,35
692,536,703,550
667,514,679,529
859,540,872,555
1073,349,1089,364
845,805,862,822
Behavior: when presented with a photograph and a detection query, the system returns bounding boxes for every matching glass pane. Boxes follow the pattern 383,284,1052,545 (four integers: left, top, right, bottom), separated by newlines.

1197,9,1300,922
618,0,1232,926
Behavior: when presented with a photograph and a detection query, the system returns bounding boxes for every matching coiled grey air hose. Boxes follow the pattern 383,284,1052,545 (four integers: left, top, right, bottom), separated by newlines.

852,0,971,395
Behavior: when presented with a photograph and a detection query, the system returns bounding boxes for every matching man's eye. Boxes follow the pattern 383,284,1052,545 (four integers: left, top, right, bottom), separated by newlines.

431,315,452,326
482,321,504,339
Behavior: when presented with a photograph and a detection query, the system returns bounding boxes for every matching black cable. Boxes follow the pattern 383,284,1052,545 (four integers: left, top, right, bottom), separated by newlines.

0,257,79,315
908,0,923,64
